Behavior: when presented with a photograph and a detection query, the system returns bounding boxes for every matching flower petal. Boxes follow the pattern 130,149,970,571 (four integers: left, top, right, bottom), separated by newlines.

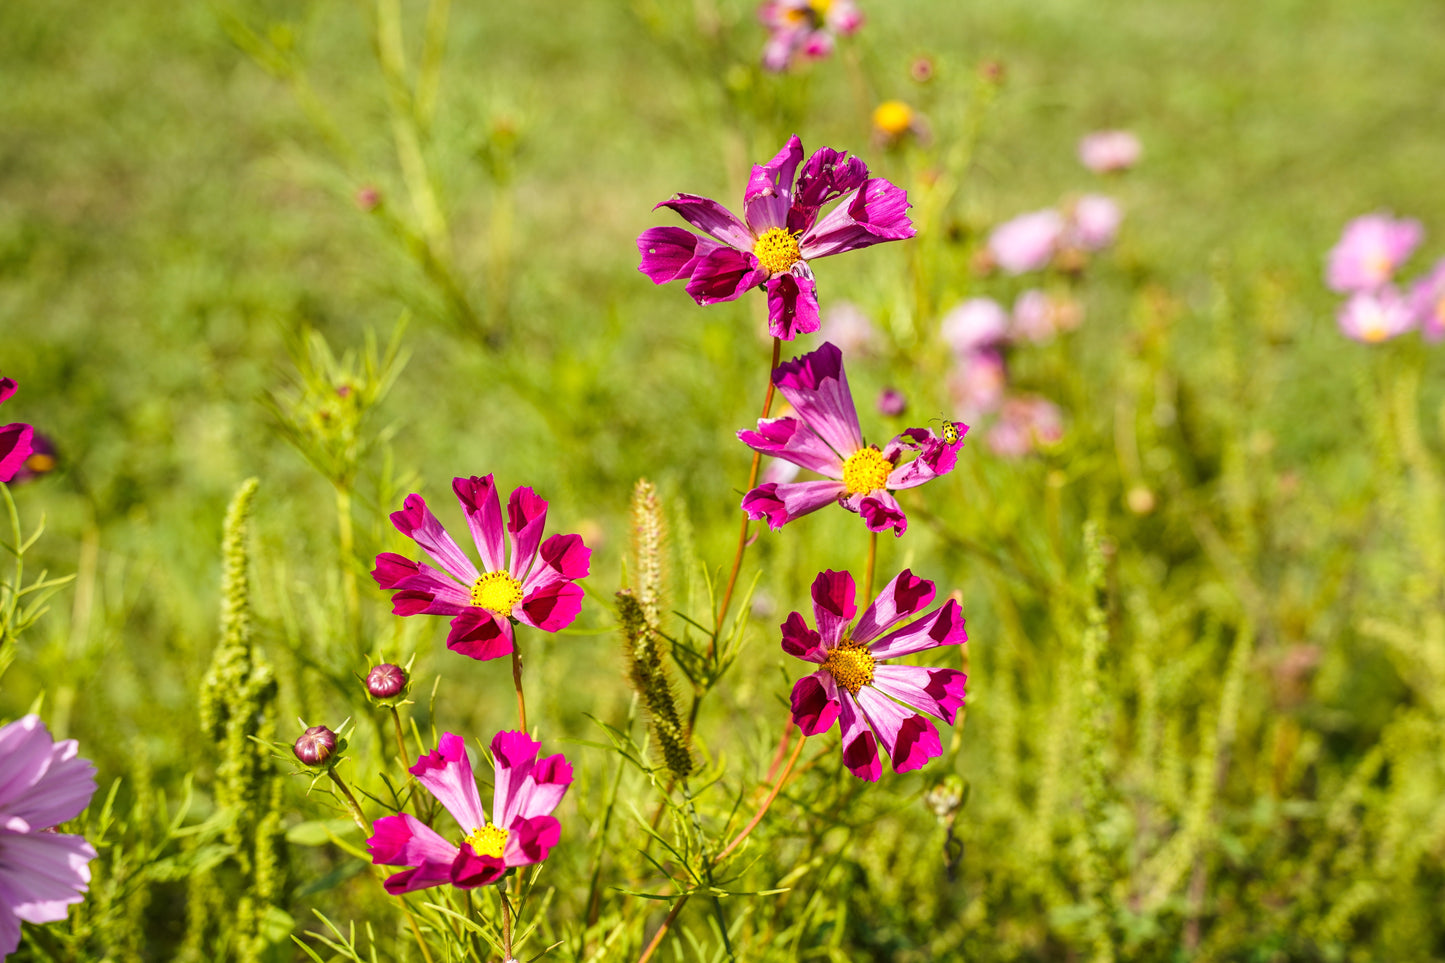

771,342,864,455
383,861,457,895
780,611,825,662
517,579,583,632
766,270,822,341
637,226,718,284
450,847,508,888
799,178,915,259
791,147,869,233
871,665,967,725
390,494,479,584
868,598,966,659
452,475,507,573
741,479,846,531
809,569,856,647
655,194,754,250
852,490,908,535
738,416,845,476
887,425,968,491
411,733,488,832
837,692,881,781
538,532,591,582
744,135,804,233
369,813,461,868
0,378,15,406
0,423,33,484
503,814,562,867
855,687,942,774
373,554,472,616
0,831,95,923
490,730,540,828
790,671,841,735
446,609,515,661
515,753,573,822
684,246,769,305
851,568,935,645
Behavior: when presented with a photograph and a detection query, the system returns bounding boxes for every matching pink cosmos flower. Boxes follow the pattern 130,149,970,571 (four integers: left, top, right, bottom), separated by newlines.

1065,194,1122,252
947,349,1007,420
783,568,966,781
7,432,57,485
1336,287,1415,344
0,715,98,958
372,475,591,662
1326,213,1423,293
1012,289,1082,343
368,731,571,894
1408,257,1445,341
758,0,863,72
1078,130,1142,173
987,209,1064,275
0,377,35,484
637,135,915,340
819,300,883,357
739,342,965,536
939,298,1009,356
988,396,1064,457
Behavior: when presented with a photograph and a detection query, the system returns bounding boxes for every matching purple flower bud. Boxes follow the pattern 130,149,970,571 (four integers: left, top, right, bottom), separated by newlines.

294,725,337,766
366,663,407,699
877,387,907,417
355,186,381,211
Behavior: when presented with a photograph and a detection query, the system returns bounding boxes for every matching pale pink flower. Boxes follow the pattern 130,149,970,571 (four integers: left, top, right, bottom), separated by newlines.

820,300,883,357
1012,289,1082,343
947,350,1007,420
1407,257,1445,341
1066,194,1122,251
940,298,1009,356
988,396,1064,457
1326,213,1423,293
759,0,864,71
987,209,1064,275
1336,287,1415,344
1078,130,1141,173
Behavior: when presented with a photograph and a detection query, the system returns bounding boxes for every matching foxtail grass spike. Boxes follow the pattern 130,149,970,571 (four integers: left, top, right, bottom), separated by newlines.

617,589,691,781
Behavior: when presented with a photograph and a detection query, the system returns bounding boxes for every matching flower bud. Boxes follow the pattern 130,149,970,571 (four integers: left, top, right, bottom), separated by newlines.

293,725,337,766
366,663,407,699
877,387,907,417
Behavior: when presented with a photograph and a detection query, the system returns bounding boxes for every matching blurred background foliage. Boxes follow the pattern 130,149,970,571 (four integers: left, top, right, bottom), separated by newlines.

4,0,1445,959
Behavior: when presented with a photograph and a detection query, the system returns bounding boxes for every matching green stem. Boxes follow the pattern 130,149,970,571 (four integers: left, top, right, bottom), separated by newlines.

862,531,878,601
388,705,412,772
511,632,528,733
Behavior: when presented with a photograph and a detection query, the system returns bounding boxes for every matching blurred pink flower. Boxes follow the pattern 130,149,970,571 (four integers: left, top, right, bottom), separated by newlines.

988,396,1064,458
372,475,591,662
0,715,98,958
638,136,914,340
876,387,907,417
369,731,570,893
1066,194,1122,252
1336,287,1414,344
987,209,1063,275
1408,258,1445,341
1012,289,1082,343
820,300,883,356
739,343,964,536
783,568,966,781
759,0,863,71
947,349,1007,420
1326,213,1423,293
1078,130,1141,173
0,376,34,484
940,298,1009,356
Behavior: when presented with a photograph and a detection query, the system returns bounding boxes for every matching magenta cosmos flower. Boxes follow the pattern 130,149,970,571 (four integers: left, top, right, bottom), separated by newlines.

1326,213,1423,293
739,342,964,536
784,569,966,781
372,475,591,662
368,731,570,893
0,376,34,484
758,0,863,72
637,135,915,340
0,715,98,958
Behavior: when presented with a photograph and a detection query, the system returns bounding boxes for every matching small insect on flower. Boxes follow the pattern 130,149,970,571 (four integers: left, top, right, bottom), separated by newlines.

940,421,960,446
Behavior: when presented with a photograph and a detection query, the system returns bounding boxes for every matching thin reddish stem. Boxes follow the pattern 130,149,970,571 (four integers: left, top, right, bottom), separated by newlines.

511,641,528,733
862,531,878,602
715,727,806,864
636,894,691,963
714,337,783,645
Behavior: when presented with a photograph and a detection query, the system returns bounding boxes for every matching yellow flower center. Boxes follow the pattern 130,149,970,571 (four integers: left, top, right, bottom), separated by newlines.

841,446,891,494
470,571,524,616
753,227,802,276
1365,250,1393,284
25,453,55,473
464,823,509,859
823,639,875,696
808,0,833,12
872,100,914,137
1435,296,1445,326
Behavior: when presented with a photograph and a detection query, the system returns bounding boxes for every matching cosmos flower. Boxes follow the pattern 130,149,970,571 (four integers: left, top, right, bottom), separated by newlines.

0,376,34,484
819,300,883,357
783,568,966,781
1065,194,1122,252
758,0,864,72
739,342,964,536
7,431,57,485
372,475,591,662
1011,289,1082,343
987,395,1065,457
987,209,1064,275
1407,257,1445,341
0,715,98,959
1326,213,1423,293
1077,130,1142,173
1336,287,1415,344
637,135,915,340
368,731,571,893
940,298,1009,356
947,349,1007,420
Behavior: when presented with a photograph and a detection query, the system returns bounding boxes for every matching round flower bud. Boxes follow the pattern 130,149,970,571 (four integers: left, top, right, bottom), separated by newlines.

366,663,407,699
293,725,337,766
876,387,907,417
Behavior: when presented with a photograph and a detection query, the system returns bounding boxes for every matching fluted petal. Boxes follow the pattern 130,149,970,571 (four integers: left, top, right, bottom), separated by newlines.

655,193,755,250
770,342,863,455
410,733,488,833
390,494,479,584
452,475,508,573
446,609,515,661
790,671,841,735
851,569,935,645
871,665,967,725
855,687,942,774
741,479,846,531
868,598,966,659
